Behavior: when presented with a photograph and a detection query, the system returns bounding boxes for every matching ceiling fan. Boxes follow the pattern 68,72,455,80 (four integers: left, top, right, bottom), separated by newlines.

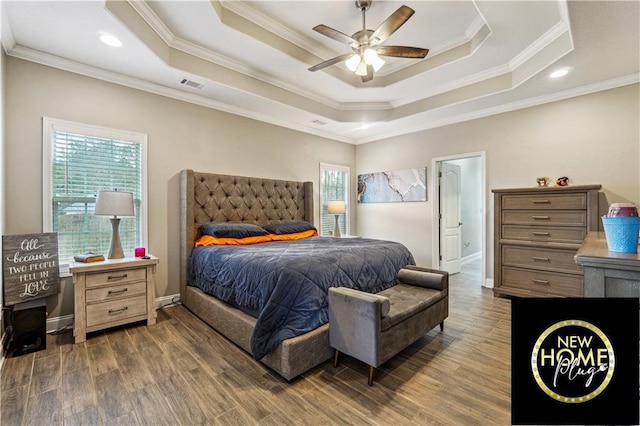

308,0,429,83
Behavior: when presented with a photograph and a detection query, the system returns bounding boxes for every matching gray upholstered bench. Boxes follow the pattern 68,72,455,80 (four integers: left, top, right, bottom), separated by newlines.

328,266,449,385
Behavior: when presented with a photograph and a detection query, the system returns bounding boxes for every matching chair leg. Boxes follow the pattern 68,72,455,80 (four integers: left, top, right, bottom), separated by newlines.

367,365,376,386
333,349,340,367
440,321,444,332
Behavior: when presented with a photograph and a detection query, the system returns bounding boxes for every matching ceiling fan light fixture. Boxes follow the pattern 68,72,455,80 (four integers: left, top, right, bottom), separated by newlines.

364,48,385,72
355,62,368,76
345,54,361,72
309,2,427,81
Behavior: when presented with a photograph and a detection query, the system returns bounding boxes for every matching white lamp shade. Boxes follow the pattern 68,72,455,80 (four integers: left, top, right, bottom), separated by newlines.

327,200,346,214
94,190,135,217
355,62,368,76
363,48,385,72
345,54,361,72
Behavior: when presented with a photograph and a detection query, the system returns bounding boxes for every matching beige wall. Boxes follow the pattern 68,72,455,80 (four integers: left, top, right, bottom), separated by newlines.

4,57,355,318
4,54,639,319
356,84,640,278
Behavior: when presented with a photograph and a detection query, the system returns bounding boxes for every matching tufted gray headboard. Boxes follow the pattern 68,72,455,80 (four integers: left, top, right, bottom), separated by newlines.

179,169,314,298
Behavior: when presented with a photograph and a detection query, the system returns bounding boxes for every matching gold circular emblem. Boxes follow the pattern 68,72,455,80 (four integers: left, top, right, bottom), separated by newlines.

530,320,615,403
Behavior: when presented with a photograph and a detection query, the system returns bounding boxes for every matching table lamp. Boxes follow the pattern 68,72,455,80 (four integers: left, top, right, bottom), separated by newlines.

327,200,346,237
94,190,134,259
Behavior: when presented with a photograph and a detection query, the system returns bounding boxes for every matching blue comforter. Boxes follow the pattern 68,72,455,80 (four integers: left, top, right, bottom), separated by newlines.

187,237,415,359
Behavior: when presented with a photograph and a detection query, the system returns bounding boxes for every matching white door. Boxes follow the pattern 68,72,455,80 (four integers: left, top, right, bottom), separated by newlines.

439,162,462,274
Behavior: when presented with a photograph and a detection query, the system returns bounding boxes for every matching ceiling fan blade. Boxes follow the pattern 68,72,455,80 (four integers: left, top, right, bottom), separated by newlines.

308,53,354,72
370,5,415,45
312,25,359,47
376,45,429,59
361,65,374,83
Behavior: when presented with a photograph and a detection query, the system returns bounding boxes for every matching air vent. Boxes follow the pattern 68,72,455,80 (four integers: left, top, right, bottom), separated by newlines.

180,78,204,89
311,119,327,126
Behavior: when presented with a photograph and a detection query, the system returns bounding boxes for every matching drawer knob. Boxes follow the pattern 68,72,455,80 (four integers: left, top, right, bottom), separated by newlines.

532,215,550,220
532,200,550,204
532,279,550,285
532,256,551,262
107,288,128,295
107,274,128,281
108,306,129,314
532,232,550,236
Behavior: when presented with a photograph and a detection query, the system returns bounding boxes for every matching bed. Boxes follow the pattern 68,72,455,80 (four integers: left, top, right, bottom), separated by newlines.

179,169,415,380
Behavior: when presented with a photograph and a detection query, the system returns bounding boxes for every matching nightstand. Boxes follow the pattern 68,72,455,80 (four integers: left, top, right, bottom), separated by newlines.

70,256,158,343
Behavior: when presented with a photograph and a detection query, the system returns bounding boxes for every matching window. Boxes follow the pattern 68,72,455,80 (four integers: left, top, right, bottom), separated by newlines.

319,163,350,236
43,118,148,266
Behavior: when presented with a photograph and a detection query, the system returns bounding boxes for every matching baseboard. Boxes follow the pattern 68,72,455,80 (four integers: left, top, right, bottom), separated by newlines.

484,278,494,288
156,294,181,310
42,294,182,334
47,314,74,334
461,252,482,265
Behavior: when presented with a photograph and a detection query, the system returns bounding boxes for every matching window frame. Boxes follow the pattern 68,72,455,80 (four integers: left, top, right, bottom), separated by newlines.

42,117,148,271
319,162,350,237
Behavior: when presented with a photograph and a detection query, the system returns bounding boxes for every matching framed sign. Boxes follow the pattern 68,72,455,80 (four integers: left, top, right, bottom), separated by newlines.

2,233,60,306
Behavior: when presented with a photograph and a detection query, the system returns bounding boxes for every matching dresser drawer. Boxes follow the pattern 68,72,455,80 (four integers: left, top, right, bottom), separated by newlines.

502,225,586,244
85,268,146,289
502,210,586,227
502,267,583,297
502,193,586,210
86,295,147,328
502,245,582,274
86,281,147,304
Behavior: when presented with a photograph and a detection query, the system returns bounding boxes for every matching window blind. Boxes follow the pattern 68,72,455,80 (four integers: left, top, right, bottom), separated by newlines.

50,130,142,261
320,164,349,236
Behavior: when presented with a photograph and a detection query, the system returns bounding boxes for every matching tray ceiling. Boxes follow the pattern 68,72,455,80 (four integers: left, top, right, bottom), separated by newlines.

1,1,638,144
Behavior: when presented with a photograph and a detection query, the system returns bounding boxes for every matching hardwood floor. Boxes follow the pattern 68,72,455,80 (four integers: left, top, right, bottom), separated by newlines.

1,261,511,425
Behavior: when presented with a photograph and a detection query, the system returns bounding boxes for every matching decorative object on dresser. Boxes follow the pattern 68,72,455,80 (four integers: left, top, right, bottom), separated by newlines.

70,255,158,343
94,190,135,259
327,200,346,237
492,185,601,297
536,177,549,187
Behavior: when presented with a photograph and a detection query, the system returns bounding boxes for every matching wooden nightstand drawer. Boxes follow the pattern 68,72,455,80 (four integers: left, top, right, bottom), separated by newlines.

86,295,147,328
86,281,147,304
502,210,586,227
85,268,146,288
502,267,583,297
502,193,586,210
502,245,582,274
502,225,586,244
71,256,158,343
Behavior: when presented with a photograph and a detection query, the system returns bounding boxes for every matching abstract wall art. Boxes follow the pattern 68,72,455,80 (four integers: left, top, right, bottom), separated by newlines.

357,167,427,203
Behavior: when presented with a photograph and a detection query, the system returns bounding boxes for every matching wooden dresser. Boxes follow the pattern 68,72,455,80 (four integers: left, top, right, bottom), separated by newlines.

71,256,158,343
492,185,601,297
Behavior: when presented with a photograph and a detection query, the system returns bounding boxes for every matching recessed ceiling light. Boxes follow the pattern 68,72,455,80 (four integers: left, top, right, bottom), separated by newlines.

99,33,122,48
549,68,570,79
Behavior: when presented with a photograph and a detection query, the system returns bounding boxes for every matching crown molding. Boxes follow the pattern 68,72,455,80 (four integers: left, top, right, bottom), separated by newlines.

220,0,337,60
125,0,175,46
125,1,349,113
509,20,571,71
0,1,16,54
354,73,640,144
6,45,355,144
391,63,511,108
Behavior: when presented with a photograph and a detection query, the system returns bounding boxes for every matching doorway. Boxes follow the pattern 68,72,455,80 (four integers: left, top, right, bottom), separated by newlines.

432,152,487,286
